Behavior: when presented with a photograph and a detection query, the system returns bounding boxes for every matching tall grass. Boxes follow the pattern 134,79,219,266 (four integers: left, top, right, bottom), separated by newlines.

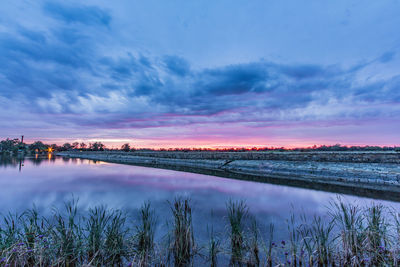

287,213,300,266
169,198,195,267
104,210,127,266
226,200,248,266
391,209,400,265
330,199,365,265
310,216,334,266
21,207,47,266
0,213,22,250
86,206,110,264
263,223,274,267
247,218,260,267
51,199,83,266
206,226,221,267
132,202,156,267
364,204,389,265
0,197,399,266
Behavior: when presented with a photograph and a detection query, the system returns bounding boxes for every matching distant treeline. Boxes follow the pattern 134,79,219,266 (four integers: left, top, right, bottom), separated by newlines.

1,137,399,153
0,138,108,153
155,144,400,152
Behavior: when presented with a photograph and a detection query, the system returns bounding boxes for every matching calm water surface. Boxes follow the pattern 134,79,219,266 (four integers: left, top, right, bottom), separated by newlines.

1,155,400,240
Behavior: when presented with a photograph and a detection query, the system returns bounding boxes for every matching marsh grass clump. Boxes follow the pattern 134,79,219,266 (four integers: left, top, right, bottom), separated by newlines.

247,218,260,267
330,199,365,265
0,213,22,250
206,226,221,267
286,213,301,267
391,209,400,265
262,223,274,267
310,215,334,266
21,207,49,266
51,199,84,266
132,202,156,267
169,198,195,267
0,213,24,266
328,199,394,266
298,216,315,266
364,203,390,265
86,206,111,264
226,200,248,266
104,210,127,266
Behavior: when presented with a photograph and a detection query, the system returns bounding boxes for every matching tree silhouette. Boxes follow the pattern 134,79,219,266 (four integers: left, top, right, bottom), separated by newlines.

121,143,130,152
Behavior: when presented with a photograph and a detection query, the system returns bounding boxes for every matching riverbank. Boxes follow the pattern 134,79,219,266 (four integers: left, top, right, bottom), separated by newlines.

57,151,400,201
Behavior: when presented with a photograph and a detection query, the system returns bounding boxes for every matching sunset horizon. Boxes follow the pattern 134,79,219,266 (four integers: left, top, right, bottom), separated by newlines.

1,1,399,147
9,139,400,150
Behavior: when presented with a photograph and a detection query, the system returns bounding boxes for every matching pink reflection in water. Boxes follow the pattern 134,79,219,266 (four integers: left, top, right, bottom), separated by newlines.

1,155,400,241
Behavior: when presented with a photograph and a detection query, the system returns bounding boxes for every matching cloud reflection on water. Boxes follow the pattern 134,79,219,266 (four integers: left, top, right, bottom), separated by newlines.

1,156,399,240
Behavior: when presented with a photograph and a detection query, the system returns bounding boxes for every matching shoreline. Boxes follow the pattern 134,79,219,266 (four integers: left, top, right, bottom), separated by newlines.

57,151,400,202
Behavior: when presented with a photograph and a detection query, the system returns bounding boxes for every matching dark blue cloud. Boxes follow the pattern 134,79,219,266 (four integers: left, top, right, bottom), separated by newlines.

18,27,47,44
53,28,87,44
0,28,92,99
0,28,92,69
0,22,381,120
129,60,358,117
139,55,153,69
43,2,111,26
353,75,400,103
99,56,138,81
163,55,191,77
0,0,399,134
379,51,396,63
196,63,268,96
280,65,326,80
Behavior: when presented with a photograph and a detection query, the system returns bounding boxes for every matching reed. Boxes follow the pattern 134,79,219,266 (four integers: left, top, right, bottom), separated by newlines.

330,198,365,266
263,223,274,267
310,216,334,266
51,199,83,266
287,213,300,267
0,197,399,266
206,225,221,267
392,209,400,265
21,207,47,266
226,200,248,266
0,213,21,250
169,198,195,267
86,206,110,265
104,210,127,266
364,203,389,265
133,202,156,267
298,215,314,267
247,218,260,267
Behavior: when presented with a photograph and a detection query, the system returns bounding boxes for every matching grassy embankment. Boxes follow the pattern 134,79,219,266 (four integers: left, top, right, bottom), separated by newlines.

0,198,399,266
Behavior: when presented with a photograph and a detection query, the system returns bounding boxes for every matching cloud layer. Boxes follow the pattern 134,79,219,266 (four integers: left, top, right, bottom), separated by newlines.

0,1,399,147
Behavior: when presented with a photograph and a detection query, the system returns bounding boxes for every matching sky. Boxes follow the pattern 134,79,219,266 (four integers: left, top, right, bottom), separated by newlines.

0,0,400,148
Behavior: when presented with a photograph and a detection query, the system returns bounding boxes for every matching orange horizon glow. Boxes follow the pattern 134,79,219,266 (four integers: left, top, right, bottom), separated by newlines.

19,137,400,150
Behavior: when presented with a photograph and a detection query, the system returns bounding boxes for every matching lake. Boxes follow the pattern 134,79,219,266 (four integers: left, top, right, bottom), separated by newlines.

1,155,399,242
